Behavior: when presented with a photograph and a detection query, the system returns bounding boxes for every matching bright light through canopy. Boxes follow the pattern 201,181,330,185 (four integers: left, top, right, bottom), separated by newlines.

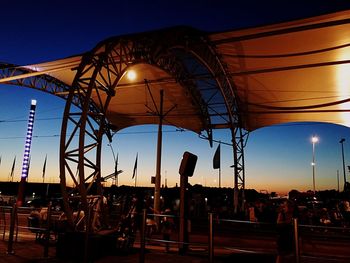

126,70,136,81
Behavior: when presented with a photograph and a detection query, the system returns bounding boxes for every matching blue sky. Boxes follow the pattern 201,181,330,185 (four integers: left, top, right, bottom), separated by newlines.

1,0,350,195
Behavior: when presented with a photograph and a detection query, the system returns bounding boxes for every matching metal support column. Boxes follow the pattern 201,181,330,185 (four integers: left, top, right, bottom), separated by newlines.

154,90,164,215
7,204,16,255
293,218,300,263
231,127,248,213
179,173,189,254
208,213,214,262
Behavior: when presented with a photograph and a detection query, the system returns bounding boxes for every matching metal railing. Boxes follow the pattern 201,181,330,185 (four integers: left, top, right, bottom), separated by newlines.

0,203,58,257
137,212,350,263
1,206,349,262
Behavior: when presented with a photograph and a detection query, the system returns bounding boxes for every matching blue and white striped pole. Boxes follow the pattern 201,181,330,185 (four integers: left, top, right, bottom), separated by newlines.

17,99,37,206
21,99,36,179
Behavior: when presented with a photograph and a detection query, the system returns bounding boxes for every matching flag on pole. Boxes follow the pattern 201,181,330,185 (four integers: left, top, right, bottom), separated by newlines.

10,156,16,180
213,144,221,169
115,153,118,177
42,154,47,180
132,153,138,179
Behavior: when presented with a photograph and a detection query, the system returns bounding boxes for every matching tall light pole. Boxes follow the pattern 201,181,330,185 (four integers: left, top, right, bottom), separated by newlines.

311,135,319,194
340,138,347,190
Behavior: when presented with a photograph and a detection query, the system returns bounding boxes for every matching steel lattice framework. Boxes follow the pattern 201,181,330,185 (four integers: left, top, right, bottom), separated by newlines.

0,27,248,230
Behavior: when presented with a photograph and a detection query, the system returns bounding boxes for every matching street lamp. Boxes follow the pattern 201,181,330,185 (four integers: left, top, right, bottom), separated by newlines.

340,138,347,190
311,136,319,194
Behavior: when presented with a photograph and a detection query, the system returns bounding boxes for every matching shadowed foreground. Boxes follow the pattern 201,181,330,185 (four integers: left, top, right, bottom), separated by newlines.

0,238,349,263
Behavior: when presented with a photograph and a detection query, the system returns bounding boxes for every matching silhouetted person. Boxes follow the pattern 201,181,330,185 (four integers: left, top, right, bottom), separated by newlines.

161,208,175,252
276,200,296,263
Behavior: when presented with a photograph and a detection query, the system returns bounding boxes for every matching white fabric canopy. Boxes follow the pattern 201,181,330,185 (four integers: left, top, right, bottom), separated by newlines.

3,10,350,132
210,10,350,131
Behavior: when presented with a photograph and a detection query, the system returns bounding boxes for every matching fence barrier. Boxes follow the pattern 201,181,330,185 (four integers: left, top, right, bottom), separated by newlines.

0,205,349,262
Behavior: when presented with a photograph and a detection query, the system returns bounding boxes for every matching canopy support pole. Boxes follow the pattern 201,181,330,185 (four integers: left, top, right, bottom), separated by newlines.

231,126,248,213
154,89,164,215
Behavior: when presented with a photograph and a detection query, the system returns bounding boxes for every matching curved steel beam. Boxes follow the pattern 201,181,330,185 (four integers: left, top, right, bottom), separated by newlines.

58,26,249,228
0,62,109,128
59,27,217,228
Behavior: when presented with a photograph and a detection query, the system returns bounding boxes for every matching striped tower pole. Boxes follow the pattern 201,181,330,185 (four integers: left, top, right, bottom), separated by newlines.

17,99,37,207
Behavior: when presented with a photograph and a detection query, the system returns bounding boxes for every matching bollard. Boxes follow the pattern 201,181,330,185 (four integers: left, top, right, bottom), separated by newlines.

179,173,189,254
44,202,52,258
293,218,300,263
7,204,17,255
0,207,5,240
84,205,92,263
139,209,147,263
208,213,214,263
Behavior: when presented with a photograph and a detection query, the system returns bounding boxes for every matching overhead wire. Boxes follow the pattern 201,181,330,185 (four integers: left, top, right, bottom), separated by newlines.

0,128,187,140
0,117,61,123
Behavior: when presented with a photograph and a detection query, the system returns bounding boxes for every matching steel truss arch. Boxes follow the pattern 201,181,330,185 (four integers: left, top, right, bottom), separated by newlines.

59,26,248,230
59,27,212,229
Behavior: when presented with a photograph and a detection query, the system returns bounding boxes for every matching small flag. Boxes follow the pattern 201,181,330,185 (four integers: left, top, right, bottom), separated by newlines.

10,156,16,179
42,154,47,179
115,153,118,177
132,153,138,179
213,144,221,169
